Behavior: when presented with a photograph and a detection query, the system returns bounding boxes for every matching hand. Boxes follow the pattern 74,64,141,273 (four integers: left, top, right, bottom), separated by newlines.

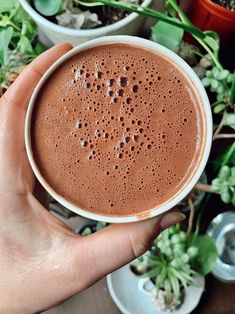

0,43,185,314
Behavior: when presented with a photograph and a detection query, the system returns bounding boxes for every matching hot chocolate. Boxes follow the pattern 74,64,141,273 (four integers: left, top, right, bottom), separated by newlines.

31,44,204,216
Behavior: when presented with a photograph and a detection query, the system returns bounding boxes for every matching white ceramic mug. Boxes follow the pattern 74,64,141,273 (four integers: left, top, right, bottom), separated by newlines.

18,0,152,46
25,35,212,223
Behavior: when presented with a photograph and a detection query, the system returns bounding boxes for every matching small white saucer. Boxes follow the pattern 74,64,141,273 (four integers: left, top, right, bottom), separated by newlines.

107,263,205,314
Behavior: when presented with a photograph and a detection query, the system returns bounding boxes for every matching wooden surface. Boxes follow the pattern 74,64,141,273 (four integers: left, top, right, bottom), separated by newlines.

45,278,121,314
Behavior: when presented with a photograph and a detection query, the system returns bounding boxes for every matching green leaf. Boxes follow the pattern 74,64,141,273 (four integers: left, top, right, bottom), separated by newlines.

203,31,220,56
212,67,220,78
216,93,224,102
187,247,198,259
81,227,92,236
231,167,235,177
213,103,225,114
206,70,213,78
217,69,230,80
202,77,211,87
219,165,231,181
34,0,63,16
151,20,184,52
181,253,189,263
221,188,233,204
224,113,235,130
188,234,217,275
171,234,181,244
211,78,218,89
0,0,17,13
17,35,33,54
216,84,224,94
96,221,107,231
0,26,13,65
228,177,235,187
227,73,233,83
34,42,45,55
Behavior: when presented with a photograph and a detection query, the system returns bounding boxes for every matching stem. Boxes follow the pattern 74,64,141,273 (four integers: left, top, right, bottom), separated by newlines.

192,35,222,70
79,0,223,69
187,198,195,235
163,0,222,69
195,183,219,194
213,110,226,140
221,142,235,167
167,0,193,26
77,0,205,38
194,194,211,235
213,134,235,140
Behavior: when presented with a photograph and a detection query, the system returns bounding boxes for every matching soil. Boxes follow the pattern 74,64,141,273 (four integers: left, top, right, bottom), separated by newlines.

87,5,130,26
211,0,235,11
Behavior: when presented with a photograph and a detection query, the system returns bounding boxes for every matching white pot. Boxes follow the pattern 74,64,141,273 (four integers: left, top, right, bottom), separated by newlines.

107,263,205,314
18,0,152,46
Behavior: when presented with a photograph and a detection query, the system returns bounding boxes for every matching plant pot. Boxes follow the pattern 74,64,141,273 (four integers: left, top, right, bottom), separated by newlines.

18,0,152,46
180,0,235,68
107,263,205,314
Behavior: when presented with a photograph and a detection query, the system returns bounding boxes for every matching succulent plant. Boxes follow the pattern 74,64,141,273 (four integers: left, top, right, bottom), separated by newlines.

212,165,235,205
202,67,233,113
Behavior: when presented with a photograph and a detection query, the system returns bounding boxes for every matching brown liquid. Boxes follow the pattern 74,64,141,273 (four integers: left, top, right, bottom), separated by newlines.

31,44,204,217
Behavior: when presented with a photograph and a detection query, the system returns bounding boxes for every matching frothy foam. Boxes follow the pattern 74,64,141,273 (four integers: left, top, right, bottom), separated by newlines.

31,44,203,216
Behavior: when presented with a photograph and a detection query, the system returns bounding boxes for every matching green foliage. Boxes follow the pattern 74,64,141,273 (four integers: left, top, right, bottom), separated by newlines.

151,20,184,52
0,27,13,65
140,225,217,307
211,165,235,205
0,0,45,91
225,113,235,130
33,0,63,17
187,234,217,276
80,222,107,235
202,67,233,114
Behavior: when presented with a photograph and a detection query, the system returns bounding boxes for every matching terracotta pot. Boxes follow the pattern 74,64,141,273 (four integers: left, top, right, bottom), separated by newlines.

180,0,235,68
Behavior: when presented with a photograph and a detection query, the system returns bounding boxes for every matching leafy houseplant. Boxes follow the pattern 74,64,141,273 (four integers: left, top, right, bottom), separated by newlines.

32,0,142,29
18,0,152,46
131,224,217,311
0,0,44,95
180,0,235,60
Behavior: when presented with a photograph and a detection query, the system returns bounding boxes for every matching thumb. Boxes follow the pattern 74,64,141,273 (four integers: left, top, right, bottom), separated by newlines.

70,210,185,292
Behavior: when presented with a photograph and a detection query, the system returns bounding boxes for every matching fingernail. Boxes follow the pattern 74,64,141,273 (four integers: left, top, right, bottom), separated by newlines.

160,212,186,230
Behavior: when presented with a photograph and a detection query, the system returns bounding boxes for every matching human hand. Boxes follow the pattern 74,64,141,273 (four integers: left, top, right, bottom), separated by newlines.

0,43,185,314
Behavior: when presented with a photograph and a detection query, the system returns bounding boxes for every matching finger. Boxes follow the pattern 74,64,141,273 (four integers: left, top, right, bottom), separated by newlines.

0,43,72,194
71,210,185,291
2,43,72,110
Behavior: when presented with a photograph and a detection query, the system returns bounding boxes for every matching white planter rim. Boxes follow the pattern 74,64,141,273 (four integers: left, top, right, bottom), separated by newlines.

18,0,152,36
25,35,212,223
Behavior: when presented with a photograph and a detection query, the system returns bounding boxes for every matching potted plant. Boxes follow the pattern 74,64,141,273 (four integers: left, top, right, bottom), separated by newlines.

18,0,152,46
130,223,217,312
180,0,235,67
0,0,44,96
180,0,235,46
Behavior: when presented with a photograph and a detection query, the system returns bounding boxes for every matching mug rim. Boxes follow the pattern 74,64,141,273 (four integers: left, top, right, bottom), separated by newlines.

25,35,212,223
